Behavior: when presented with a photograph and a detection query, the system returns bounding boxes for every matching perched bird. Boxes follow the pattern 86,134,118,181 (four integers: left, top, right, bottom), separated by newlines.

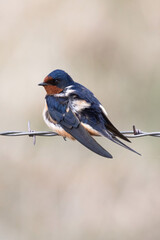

39,69,140,158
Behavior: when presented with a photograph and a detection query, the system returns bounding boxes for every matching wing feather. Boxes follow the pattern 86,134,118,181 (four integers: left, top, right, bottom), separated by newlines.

46,95,112,158
67,94,140,156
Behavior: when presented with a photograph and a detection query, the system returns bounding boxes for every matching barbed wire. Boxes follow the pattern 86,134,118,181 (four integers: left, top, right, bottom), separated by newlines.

0,122,160,145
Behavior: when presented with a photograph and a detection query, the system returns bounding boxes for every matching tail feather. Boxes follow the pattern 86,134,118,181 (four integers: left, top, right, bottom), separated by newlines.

101,130,141,156
110,136,141,156
102,114,130,142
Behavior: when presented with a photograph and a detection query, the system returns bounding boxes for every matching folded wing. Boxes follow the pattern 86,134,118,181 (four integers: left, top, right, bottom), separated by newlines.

46,95,113,158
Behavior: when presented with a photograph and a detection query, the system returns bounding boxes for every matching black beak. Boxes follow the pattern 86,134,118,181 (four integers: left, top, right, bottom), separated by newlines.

38,82,48,86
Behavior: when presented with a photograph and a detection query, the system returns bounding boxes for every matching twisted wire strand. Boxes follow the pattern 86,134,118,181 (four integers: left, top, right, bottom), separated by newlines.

121,131,160,138
0,131,58,137
0,131,160,138
0,123,160,139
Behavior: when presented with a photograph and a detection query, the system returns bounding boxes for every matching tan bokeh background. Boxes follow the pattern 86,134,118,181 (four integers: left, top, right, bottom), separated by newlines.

1,0,160,239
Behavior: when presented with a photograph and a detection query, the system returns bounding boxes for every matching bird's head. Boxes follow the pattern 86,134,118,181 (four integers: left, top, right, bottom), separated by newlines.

38,69,74,95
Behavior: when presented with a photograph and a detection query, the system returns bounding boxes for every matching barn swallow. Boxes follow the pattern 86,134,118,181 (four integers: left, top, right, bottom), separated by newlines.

39,69,140,158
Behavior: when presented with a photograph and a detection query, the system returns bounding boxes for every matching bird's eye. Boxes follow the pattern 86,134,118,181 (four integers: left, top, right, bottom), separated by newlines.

54,79,59,84
48,79,59,85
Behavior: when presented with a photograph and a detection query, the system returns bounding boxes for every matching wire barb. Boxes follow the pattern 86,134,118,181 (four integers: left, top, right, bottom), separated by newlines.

121,125,160,138
28,121,36,145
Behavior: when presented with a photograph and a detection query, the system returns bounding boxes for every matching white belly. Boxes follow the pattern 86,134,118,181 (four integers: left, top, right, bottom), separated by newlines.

43,107,63,131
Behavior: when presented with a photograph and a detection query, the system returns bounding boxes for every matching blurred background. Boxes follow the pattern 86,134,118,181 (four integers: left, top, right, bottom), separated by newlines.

0,0,160,239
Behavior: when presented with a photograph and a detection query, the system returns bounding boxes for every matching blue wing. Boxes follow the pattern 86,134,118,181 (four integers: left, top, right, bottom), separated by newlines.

70,83,129,140
68,84,140,156
45,95,113,158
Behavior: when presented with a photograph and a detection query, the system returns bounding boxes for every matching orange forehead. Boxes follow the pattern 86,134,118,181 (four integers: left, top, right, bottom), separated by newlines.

44,75,53,83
